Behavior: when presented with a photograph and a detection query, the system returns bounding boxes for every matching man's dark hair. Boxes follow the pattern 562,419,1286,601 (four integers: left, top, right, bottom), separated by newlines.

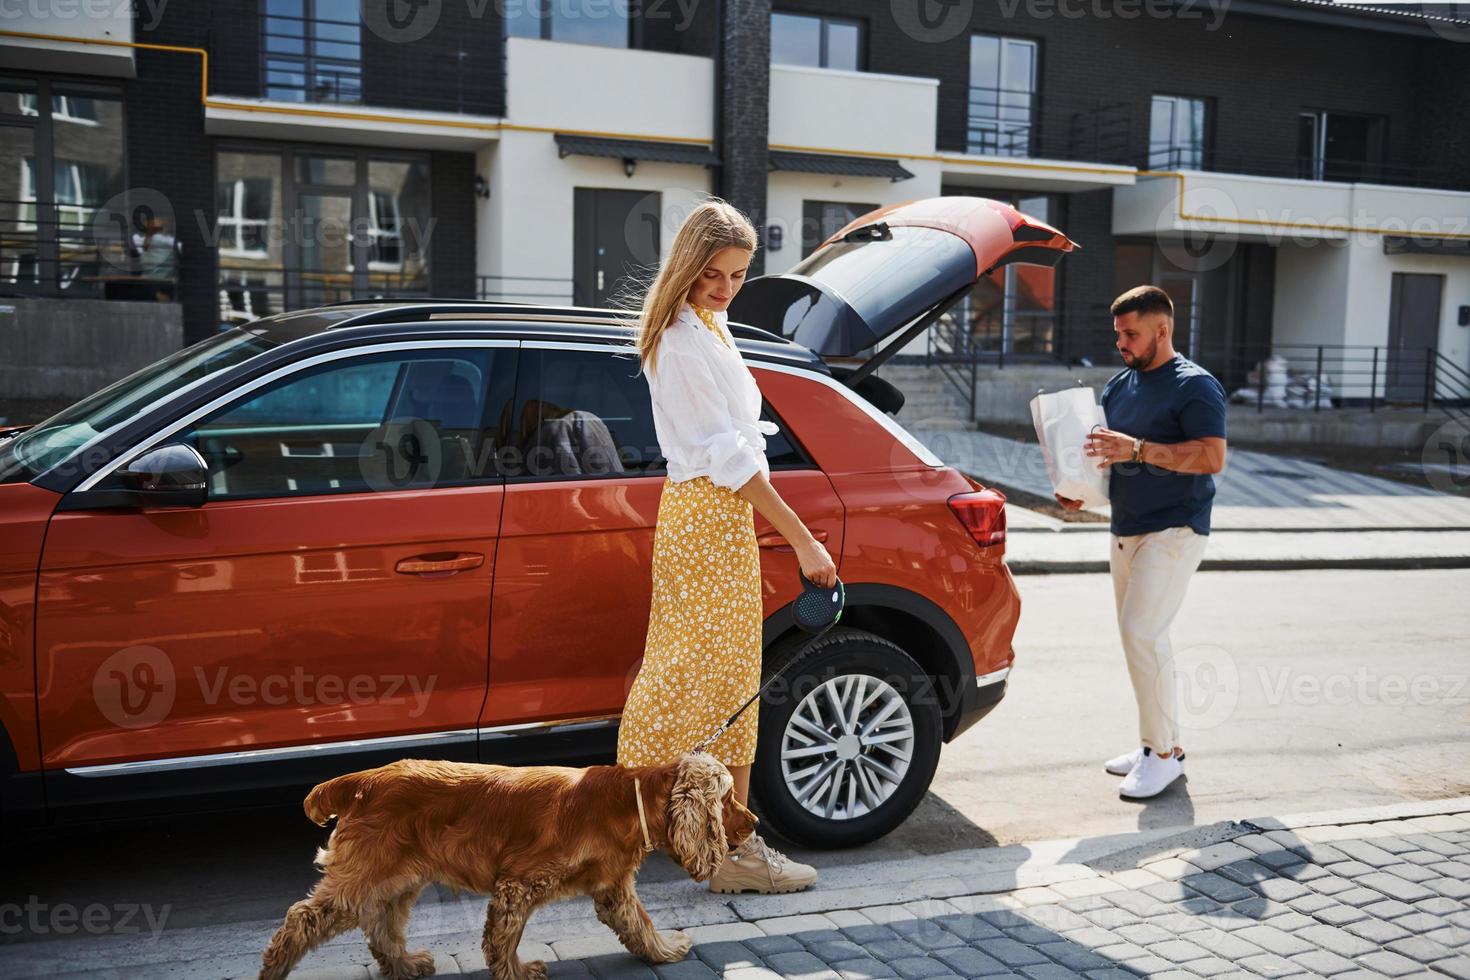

1111,285,1174,320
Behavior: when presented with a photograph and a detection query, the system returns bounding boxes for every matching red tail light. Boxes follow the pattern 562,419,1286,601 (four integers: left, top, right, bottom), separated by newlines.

949,487,1007,546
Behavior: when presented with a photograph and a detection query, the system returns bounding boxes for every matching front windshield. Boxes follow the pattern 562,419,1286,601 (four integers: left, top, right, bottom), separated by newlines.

0,329,279,484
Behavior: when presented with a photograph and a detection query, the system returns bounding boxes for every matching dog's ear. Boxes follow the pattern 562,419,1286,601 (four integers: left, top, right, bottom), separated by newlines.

666,752,733,882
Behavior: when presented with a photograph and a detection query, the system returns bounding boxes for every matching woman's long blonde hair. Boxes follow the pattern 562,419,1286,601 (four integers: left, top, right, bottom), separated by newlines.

621,198,758,380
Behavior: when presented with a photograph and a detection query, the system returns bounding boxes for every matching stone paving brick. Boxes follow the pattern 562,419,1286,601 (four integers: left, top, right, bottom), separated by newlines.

693,942,763,972
829,958,900,980
1312,904,1370,927
1261,909,1318,933
1356,950,1425,976
1188,926,1269,960
1385,934,1458,962
1117,954,1175,975
1186,957,1242,977
931,913,1003,942
1030,942,1114,972
1101,889,1166,918
1149,938,1214,963
889,919,963,950
1236,952,1308,978
584,952,659,979
1149,911,1214,935
1112,922,1174,946
1336,885,1394,907
763,951,840,979
1343,915,1417,945
807,941,870,963
840,925,901,946
722,969,787,980
1428,958,1470,980
1017,963,1087,980
1306,876,1361,899
1385,862,1440,883
1232,924,1315,956
1140,881,1200,904
1255,878,1314,902
1357,871,1436,903
864,939,925,963
931,947,1011,977
1080,971,1137,980
1183,873,1258,903
1422,924,1470,948
1218,860,1278,885
651,962,721,980
1284,892,1337,915
745,936,807,957
1393,911,1454,934
1256,849,1311,871
1332,840,1402,867
1293,922,1382,957
1287,948,1358,976
1425,878,1470,900
982,938,1052,968
1324,860,1378,878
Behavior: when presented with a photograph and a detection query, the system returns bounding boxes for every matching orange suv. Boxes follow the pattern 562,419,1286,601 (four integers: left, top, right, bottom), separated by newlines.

0,197,1075,846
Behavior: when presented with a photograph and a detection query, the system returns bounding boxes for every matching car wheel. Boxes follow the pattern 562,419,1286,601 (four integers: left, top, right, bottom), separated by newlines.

750,629,942,849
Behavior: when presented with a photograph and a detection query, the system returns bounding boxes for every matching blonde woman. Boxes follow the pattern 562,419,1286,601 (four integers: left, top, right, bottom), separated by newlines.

618,199,837,895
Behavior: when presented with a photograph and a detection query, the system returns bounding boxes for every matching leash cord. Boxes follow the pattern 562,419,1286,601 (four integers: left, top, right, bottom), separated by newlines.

688,622,834,756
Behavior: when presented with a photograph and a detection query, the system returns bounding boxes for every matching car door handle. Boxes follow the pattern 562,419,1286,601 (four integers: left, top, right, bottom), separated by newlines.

395,552,484,576
757,528,828,549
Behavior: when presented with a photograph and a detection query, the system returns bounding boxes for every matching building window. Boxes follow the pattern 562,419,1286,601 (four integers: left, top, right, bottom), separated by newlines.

771,12,863,71
1149,94,1208,170
262,0,363,104
1297,110,1386,183
967,33,1036,158
0,77,127,297
947,192,1060,356
800,200,879,259
504,0,630,47
215,147,432,327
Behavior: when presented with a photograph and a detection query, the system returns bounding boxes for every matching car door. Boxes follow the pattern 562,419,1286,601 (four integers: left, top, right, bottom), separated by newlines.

480,342,841,753
34,341,516,797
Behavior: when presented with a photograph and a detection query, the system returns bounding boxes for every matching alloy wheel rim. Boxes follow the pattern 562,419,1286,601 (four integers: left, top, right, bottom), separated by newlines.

779,672,914,820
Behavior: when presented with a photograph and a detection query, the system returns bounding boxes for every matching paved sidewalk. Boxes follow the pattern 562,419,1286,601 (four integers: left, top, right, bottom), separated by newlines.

904,426,1470,573
8,798,1469,979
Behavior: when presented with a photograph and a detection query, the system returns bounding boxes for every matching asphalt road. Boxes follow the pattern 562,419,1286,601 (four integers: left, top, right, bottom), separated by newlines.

4,568,1468,950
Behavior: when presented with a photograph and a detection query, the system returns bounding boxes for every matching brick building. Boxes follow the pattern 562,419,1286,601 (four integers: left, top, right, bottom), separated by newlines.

1,0,1467,403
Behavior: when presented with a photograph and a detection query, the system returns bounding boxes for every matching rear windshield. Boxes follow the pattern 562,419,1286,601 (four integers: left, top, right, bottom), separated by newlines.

788,225,975,334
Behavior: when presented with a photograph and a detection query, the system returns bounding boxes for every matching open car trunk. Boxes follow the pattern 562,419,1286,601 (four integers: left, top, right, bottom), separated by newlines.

728,196,1078,408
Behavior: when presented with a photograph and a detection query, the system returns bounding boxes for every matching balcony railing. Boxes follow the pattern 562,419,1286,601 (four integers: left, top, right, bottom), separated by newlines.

218,266,431,325
0,201,177,301
1144,146,1470,192
964,86,1135,166
477,275,575,305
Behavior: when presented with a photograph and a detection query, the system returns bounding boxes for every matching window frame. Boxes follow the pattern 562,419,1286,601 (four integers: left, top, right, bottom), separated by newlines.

502,0,633,48
213,140,432,321
72,339,518,501
771,10,866,71
966,32,1038,158
501,342,816,486
1149,93,1211,171
260,0,364,104
1,75,126,297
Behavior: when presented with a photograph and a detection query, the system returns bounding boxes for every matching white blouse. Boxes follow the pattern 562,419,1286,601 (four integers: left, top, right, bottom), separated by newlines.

646,302,780,490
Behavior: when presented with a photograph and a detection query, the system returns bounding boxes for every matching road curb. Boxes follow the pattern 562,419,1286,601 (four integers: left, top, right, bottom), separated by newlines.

1008,555,1470,574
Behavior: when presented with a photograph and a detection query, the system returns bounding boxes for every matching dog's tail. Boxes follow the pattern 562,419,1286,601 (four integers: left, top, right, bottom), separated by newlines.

304,770,372,827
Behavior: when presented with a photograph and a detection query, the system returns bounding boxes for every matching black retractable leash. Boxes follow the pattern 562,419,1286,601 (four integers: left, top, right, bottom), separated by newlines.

689,570,845,755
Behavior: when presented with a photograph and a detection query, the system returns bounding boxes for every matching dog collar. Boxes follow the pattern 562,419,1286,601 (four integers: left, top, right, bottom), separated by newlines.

633,777,654,853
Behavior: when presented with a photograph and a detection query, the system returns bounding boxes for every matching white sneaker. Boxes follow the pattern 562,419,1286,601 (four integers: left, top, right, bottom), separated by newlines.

1118,748,1184,799
1106,746,1185,776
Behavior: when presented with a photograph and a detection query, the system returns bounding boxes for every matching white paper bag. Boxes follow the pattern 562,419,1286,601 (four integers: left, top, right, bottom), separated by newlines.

1030,386,1110,509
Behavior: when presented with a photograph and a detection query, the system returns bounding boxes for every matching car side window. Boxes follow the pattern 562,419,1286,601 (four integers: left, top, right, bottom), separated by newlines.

179,349,507,499
502,347,807,480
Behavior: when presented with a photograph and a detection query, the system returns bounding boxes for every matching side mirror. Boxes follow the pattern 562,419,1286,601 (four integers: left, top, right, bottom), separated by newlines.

118,444,209,505
59,443,209,511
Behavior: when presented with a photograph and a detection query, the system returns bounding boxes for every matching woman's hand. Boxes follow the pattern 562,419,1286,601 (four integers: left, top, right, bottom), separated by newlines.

797,538,838,588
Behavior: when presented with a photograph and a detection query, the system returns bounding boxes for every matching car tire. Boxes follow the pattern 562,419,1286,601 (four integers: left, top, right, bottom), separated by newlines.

750,629,942,849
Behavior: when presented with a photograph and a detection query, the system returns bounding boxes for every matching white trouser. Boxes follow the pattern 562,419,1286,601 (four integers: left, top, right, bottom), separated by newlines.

1109,524,1210,754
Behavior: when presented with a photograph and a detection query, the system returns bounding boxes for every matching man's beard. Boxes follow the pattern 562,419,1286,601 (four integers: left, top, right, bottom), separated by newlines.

1122,340,1158,369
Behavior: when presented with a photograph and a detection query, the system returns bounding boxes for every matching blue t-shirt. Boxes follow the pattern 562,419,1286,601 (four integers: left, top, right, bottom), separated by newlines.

1100,354,1228,537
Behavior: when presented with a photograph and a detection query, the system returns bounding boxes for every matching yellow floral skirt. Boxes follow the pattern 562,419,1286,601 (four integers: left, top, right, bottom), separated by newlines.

616,475,763,768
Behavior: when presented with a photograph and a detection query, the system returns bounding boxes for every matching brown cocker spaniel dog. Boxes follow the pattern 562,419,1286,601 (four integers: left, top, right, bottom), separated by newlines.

257,751,756,980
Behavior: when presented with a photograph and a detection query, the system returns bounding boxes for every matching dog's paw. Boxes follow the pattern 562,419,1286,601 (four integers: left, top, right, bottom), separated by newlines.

520,959,549,980
393,949,437,979
653,930,693,963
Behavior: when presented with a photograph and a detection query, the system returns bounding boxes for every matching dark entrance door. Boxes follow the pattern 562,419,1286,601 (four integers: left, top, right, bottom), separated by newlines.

1387,273,1443,402
573,188,660,308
